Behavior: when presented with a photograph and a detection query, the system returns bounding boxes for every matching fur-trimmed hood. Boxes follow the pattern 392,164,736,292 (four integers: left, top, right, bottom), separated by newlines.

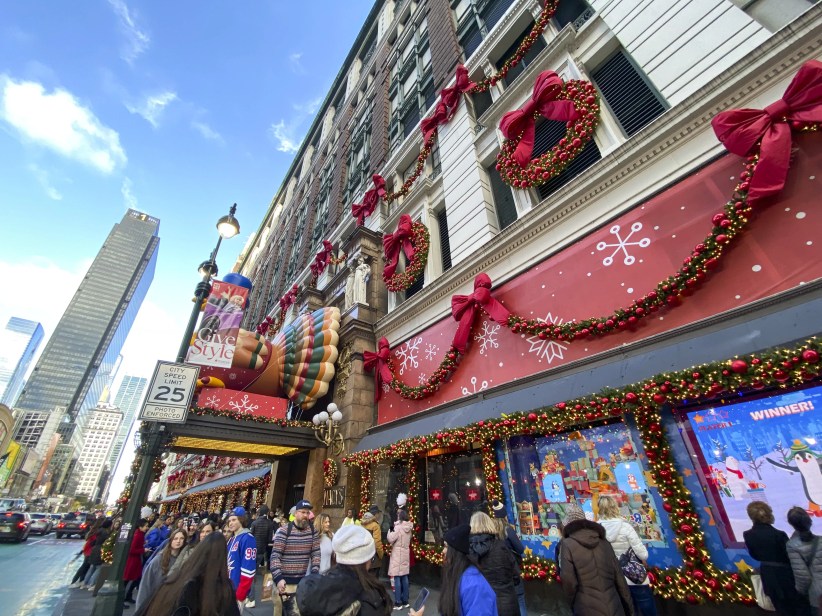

562,518,606,548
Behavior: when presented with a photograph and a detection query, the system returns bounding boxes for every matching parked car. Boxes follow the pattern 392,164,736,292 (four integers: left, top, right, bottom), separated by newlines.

0,511,31,542
55,512,89,539
29,512,52,535
0,498,27,512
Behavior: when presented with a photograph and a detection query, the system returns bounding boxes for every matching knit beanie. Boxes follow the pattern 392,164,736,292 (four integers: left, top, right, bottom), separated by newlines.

564,504,586,524
443,524,472,555
332,524,376,565
140,506,153,519
491,499,507,519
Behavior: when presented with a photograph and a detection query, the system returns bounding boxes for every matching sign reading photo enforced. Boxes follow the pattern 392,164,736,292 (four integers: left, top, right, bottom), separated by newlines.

139,360,200,423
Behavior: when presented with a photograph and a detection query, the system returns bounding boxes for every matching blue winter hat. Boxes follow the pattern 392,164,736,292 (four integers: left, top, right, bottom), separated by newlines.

232,506,247,518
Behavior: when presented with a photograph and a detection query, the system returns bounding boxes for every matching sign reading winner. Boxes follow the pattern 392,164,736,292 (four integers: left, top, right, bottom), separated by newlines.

139,361,200,423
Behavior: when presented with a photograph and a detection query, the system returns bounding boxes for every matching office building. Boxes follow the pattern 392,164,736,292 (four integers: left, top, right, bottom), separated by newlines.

108,375,147,475
0,317,44,407
75,403,122,499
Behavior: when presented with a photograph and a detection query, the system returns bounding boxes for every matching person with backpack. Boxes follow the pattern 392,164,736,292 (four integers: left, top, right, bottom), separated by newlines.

361,505,384,577
270,499,320,616
597,495,656,616
787,506,822,614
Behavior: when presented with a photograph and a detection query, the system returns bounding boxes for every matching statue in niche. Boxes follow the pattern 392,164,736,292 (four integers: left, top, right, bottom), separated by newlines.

352,256,371,306
344,265,356,309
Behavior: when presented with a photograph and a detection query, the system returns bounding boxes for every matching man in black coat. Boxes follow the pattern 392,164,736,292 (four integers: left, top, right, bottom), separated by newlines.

250,505,275,570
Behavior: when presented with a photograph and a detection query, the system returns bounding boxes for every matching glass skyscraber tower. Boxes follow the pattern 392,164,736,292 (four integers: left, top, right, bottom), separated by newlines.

14,210,159,447
0,317,44,407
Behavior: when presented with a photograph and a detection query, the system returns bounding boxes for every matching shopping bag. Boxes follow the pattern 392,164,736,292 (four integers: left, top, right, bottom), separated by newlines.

262,572,274,602
751,573,775,611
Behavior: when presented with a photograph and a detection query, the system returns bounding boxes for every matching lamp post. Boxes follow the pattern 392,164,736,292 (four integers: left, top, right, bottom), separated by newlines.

93,205,240,616
311,402,344,457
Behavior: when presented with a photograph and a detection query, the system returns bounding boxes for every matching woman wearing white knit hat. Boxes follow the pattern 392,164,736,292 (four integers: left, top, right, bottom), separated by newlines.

297,524,392,616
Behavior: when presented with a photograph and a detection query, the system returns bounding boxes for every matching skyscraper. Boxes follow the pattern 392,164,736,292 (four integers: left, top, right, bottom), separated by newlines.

108,374,147,473
14,210,159,449
0,317,44,407
75,403,122,499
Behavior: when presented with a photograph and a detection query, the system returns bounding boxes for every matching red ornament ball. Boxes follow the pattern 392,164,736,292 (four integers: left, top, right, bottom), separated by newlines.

803,349,820,364
730,359,749,374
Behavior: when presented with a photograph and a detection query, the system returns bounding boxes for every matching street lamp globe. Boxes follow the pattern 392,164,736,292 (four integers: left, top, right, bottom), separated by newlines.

217,204,240,238
317,410,330,423
312,414,322,426
330,407,342,422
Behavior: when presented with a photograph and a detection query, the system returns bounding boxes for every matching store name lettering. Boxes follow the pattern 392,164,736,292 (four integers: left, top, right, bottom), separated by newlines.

749,400,815,421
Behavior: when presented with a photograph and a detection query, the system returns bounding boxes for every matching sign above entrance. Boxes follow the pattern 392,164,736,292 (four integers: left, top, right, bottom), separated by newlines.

139,361,200,423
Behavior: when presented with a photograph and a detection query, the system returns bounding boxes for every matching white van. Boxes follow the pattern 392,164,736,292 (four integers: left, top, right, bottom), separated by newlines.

0,498,27,512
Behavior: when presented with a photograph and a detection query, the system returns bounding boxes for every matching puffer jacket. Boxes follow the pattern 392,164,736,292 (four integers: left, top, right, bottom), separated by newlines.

599,518,649,585
560,519,634,616
387,520,413,576
787,532,822,607
251,514,275,554
469,532,518,616
297,566,391,616
362,518,384,559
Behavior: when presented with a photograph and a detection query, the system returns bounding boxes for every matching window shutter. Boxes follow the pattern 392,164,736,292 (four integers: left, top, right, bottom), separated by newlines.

460,21,483,59
402,103,421,138
472,91,494,118
554,0,592,29
481,0,515,31
406,270,425,298
437,209,452,272
487,163,518,230
533,118,602,200
591,49,667,137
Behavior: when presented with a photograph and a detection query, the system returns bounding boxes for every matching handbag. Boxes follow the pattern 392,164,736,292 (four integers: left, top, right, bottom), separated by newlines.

751,573,775,611
618,547,648,584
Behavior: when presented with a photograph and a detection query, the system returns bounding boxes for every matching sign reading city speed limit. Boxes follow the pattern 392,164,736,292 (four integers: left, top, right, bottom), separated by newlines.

138,361,200,423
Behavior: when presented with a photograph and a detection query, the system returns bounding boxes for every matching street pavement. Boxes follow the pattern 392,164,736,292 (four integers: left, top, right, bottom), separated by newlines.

0,533,84,616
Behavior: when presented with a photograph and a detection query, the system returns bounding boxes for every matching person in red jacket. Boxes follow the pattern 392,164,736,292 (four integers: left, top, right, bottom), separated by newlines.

123,518,150,606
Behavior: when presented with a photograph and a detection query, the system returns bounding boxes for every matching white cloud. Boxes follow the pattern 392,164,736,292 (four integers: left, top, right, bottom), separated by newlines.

107,0,151,64
121,177,138,209
270,119,300,153
269,96,322,154
191,120,224,144
126,91,177,128
27,163,62,201
0,75,127,173
288,52,305,74
293,97,322,115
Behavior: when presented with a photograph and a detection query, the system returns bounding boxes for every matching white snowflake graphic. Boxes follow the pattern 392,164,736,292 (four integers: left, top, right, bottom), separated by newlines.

228,394,259,414
396,336,422,375
382,383,391,394
474,320,500,355
526,313,570,364
202,394,221,408
461,376,489,396
424,342,440,361
418,372,428,385
596,222,651,266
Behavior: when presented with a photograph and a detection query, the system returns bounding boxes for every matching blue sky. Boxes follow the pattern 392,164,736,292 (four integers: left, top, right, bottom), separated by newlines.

0,0,373,496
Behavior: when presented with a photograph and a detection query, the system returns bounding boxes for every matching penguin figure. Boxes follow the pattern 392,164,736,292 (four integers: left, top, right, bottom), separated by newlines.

766,439,822,513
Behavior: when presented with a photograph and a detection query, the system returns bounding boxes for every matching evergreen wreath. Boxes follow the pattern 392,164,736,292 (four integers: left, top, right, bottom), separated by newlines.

383,221,430,292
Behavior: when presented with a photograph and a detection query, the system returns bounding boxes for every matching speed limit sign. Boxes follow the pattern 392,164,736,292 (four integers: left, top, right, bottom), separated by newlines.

138,361,200,423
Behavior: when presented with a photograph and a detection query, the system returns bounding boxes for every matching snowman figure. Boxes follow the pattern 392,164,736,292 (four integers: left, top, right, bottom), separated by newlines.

767,440,822,514
724,456,748,500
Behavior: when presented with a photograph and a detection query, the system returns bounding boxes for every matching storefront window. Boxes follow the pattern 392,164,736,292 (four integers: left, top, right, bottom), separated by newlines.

371,461,410,539
423,449,486,545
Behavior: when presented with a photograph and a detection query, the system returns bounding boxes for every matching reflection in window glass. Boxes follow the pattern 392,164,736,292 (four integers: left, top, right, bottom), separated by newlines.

424,450,486,545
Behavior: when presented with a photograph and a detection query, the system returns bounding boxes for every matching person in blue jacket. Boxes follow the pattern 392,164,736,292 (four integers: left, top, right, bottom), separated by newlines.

226,506,257,605
144,515,173,554
410,523,497,616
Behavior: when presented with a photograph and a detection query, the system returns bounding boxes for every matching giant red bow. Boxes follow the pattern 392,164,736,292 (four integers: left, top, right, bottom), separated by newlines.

310,240,335,277
351,175,386,226
711,59,822,202
420,65,475,142
382,214,415,278
499,71,579,167
450,273,510,352
279,284,299,311
363,337,394,402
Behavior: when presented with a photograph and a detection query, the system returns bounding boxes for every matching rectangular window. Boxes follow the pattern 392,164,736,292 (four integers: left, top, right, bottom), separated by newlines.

494,22,546,87
390,18,433,152
311,162,334,250
437,209,452,272
452,0,517,60
590,49,667,138
344,110,372,204
554,0,594,30
486,163,518,230
533,117,602,200
284,200,309,284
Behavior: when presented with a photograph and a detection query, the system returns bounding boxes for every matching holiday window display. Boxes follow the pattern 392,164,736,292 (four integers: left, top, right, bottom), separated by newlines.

684,383,822,544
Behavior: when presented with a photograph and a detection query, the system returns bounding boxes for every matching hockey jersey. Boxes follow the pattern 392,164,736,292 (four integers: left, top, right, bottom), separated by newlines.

227,528,257,601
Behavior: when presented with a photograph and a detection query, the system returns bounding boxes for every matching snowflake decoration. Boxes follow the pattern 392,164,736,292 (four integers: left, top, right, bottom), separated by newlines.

228,372,237,380
382,382,391,394
395,336,422,375
418,372,428,385
202,394,222,408
228,394,259,414
424,342,440,361
461,376,489,396
474,321,500,355
596,222,651,266
526,313,570,364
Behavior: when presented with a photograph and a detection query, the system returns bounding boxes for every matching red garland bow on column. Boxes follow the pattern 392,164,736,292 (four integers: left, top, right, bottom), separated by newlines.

499,71,579,168
711,59,822,202
420,65,475,142
310,240,335,277
382,214,415,278
450,273,511,353
351,174,387,226
363,337,394,402
279,284,299,311
256,315,273,336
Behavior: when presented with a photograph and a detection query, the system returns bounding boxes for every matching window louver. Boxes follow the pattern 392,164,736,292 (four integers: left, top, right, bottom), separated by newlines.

533,118,602,200
487,163,518,230
437,209,452,272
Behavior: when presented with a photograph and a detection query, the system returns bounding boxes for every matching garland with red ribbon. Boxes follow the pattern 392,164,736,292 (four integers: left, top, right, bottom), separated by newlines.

496,73,600,189
382,216,430,292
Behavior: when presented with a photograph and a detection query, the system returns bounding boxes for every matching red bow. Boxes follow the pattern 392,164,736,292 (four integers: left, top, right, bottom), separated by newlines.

420,65,475,142
256,315,273,336
382,215,416,278
310,240,335,277
279,284,299,311
499,71,579,167
363,337,394,402
351,175,386,226
712,60,822,202
450,273,510,352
